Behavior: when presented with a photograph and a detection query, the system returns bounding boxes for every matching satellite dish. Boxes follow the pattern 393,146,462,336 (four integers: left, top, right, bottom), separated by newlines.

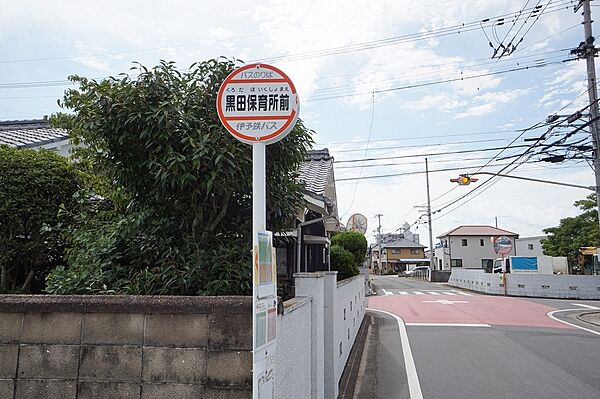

347,213,368,234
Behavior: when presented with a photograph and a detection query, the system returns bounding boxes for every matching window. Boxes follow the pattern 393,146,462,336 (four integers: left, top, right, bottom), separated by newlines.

482,259,494,271
451,259,463,267
528,243,534,250
410,249,420,254
391,249,401,254
462,239,468,246
480,239,484,246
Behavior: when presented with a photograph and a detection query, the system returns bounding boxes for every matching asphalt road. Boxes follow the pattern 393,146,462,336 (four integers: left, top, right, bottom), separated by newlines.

362,275,600,399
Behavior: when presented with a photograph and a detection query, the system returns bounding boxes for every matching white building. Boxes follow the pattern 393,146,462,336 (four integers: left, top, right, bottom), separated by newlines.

434,225,519,270
0,119,71,156
515,236,547,257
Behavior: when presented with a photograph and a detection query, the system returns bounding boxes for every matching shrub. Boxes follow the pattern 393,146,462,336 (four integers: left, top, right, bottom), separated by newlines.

0,145,79,293
330,245,358,280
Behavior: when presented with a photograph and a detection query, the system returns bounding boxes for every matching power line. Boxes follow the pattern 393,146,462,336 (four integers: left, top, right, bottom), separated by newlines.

251,1,574,64
336,160,543,182
331,137,513,154
341,93,376,218
334,144,533,164
306,59,570,102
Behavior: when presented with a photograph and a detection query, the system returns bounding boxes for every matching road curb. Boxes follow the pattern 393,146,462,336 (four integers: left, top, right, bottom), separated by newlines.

576,311,600,327
338,314,371,398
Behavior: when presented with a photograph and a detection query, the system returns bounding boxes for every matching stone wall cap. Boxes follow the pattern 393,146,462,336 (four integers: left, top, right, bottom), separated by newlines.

293,272,326,278
0,295,252,314
336,274,365,288
282,296,312,315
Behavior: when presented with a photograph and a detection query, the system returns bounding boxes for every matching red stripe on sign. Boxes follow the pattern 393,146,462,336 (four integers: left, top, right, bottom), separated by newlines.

223,115,291,121
229,78,289,83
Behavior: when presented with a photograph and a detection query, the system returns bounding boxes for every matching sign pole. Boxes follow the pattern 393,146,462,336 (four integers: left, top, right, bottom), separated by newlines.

252,142,266,398
217,62,299,398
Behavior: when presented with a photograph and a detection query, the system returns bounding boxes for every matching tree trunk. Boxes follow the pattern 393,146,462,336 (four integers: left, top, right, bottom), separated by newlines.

21,270,35,293
0,265,6,291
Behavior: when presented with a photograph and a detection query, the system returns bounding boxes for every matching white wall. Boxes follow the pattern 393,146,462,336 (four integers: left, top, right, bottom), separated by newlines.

515,236,546,257
449,268,600,299
446,235,517,269
280,271,367,399
333,275,367,394
275,297,313,399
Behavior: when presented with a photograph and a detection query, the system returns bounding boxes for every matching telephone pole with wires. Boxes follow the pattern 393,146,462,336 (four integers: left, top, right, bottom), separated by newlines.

425,159,435,275
572,0,600,231
374,213,383,243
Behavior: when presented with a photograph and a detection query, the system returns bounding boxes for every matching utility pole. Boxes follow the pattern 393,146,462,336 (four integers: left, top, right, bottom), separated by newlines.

373,216,383,275
374,213,383,243
425,158,435,275
575,0,600,231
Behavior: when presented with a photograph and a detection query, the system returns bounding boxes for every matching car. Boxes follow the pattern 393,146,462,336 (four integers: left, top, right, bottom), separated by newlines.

404,266,430,276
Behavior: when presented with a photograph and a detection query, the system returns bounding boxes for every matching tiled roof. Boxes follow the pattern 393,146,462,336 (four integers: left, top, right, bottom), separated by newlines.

0,119,69,148
380,237,426,249
299,148,333,196
438,225,518,238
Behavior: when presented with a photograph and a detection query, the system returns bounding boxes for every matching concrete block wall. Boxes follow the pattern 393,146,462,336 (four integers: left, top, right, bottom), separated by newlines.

0,295,252,399
449,269,600,299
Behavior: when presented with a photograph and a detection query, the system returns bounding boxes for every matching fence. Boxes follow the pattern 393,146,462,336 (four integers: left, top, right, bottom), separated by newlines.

276,271,367,399
449,268,600,299
0,295,251,399
0,271,367,399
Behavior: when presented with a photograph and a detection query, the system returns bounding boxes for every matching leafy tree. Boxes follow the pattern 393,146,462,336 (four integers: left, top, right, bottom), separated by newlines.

0,145,79,293
542,194,600,264
330,245,357,280
46,59,313,295
331,231,368,268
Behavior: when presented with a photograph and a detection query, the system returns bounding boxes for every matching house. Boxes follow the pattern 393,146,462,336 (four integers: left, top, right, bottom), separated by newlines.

370,231,428,274
0,119,71,156
434,225,519,271
515,236,547,257
276,149,340,297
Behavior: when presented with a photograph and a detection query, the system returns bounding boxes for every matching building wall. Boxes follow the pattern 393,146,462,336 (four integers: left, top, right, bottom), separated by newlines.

0,295,251,399
515,236,546,257
444,235,517,269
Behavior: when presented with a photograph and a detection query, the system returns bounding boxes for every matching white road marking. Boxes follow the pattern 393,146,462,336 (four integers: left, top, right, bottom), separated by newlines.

413,291,425,295
571,303,600,310
422,299,468,305
406,323,491,327
455,291,473,296
546,309,600,337
367,308,424,399
382,289,393,296
441,291,457,296
398,291,409,295
427,291,441,296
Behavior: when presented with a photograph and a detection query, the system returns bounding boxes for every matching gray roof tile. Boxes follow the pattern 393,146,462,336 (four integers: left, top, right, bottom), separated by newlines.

0,119,69,148
299,148,333,196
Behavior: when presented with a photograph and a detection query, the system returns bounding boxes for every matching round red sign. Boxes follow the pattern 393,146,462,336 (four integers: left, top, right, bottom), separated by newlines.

216,63,299,145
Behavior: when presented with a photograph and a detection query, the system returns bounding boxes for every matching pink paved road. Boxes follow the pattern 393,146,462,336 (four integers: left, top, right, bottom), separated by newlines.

368,294,572,329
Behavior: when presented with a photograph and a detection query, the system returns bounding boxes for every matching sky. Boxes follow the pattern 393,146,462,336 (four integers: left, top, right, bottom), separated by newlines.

1,0,598,247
